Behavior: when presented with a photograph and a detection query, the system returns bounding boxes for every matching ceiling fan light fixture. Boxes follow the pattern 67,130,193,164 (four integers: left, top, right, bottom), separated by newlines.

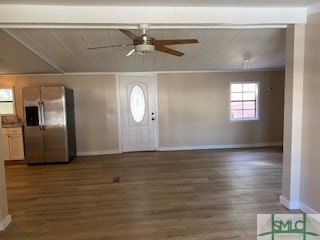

135,44,155,53
243,58,251,70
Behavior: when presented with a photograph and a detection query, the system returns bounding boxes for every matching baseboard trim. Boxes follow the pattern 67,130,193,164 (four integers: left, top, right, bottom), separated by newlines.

77,149,121,156
159,142,283,151
299,202,319,214
279,196,300,210
0,215,11,231
280,196,320,221
76,143,283,155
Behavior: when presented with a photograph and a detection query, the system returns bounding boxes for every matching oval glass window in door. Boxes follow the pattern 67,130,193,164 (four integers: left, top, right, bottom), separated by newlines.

130,85,146,123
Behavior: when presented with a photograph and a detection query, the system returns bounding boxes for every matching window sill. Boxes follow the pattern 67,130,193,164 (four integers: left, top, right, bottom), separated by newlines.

230,118,260,122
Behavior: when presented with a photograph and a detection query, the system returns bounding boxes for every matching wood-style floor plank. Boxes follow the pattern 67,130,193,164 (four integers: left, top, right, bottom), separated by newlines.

0,147,299,239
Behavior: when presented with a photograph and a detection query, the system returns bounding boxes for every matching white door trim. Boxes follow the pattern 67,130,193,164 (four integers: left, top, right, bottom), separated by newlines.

116,73,159,153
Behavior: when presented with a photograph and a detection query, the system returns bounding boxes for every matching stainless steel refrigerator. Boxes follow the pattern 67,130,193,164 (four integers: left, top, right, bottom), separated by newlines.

22,87,76,164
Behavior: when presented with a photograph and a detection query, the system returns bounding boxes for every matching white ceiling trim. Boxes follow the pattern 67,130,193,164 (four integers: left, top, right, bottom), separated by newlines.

63,69,285,75
0,69,284,77
0,5,307,27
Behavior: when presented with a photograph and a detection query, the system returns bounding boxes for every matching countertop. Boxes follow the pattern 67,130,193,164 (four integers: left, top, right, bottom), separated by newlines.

2,124,24,128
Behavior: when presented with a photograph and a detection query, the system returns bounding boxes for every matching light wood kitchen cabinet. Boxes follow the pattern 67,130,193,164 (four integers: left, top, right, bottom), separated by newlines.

2,127,24,161
2,135,10,160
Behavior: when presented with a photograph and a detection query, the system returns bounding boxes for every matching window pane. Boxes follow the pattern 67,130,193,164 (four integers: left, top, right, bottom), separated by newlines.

230,82,258,120
231,110,243,119
0,89,13,101
0,102,14,115
243,110,256,118
243,83,256,92
231,93,242,101
231,84,242,92
243,101,256,110
243,92,256,101
130,85,146,123
231,101,242,110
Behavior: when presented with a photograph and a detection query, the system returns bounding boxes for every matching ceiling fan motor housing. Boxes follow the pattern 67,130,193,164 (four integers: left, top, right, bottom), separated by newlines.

134,34,156,53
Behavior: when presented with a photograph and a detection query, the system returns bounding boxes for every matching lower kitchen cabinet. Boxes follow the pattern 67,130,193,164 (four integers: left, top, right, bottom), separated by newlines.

2,135,10,160
2,127,24,161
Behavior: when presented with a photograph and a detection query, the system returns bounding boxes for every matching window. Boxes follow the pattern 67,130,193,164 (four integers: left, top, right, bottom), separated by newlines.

130,85,146,123
0,87,15,115
230,82,259,121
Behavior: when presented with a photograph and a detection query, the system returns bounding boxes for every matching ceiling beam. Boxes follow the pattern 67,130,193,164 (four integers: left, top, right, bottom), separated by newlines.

0,24,288,29
0,5,307,28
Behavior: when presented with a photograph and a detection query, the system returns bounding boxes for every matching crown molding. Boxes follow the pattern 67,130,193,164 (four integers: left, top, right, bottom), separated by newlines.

308,3,320,16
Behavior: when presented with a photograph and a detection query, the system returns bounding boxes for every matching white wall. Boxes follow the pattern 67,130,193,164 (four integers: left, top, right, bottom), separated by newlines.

158,71,284,149
0,71,284,154
300,12,320,212
0,74,119,156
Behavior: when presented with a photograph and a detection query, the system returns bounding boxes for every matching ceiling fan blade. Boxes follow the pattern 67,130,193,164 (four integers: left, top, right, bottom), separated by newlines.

87,44,133,50
126,48,135,56
154,39,199,46
155,45,184,57
119,29,138,40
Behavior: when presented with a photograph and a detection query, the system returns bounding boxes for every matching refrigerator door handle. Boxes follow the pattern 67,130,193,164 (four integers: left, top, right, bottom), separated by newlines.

40,101,45,131
38,101,43,131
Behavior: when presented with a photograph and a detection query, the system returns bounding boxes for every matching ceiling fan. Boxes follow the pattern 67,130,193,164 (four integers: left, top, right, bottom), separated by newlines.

87,24,199,57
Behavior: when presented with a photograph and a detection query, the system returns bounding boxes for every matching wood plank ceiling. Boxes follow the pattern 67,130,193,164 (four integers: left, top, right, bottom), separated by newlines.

1,0,318,74
1,28,286,74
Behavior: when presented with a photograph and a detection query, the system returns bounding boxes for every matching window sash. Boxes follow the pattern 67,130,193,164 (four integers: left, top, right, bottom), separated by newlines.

230,83,259,121
0,87,15,115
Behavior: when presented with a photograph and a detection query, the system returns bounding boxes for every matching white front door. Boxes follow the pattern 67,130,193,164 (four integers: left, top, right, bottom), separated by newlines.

119,75,157,152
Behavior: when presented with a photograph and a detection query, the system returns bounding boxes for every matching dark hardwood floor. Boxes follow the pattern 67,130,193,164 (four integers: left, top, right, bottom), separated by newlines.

0,147,298,239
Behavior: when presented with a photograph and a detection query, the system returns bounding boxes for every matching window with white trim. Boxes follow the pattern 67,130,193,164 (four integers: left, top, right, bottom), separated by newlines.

230,82,259,121
0,87,15,115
